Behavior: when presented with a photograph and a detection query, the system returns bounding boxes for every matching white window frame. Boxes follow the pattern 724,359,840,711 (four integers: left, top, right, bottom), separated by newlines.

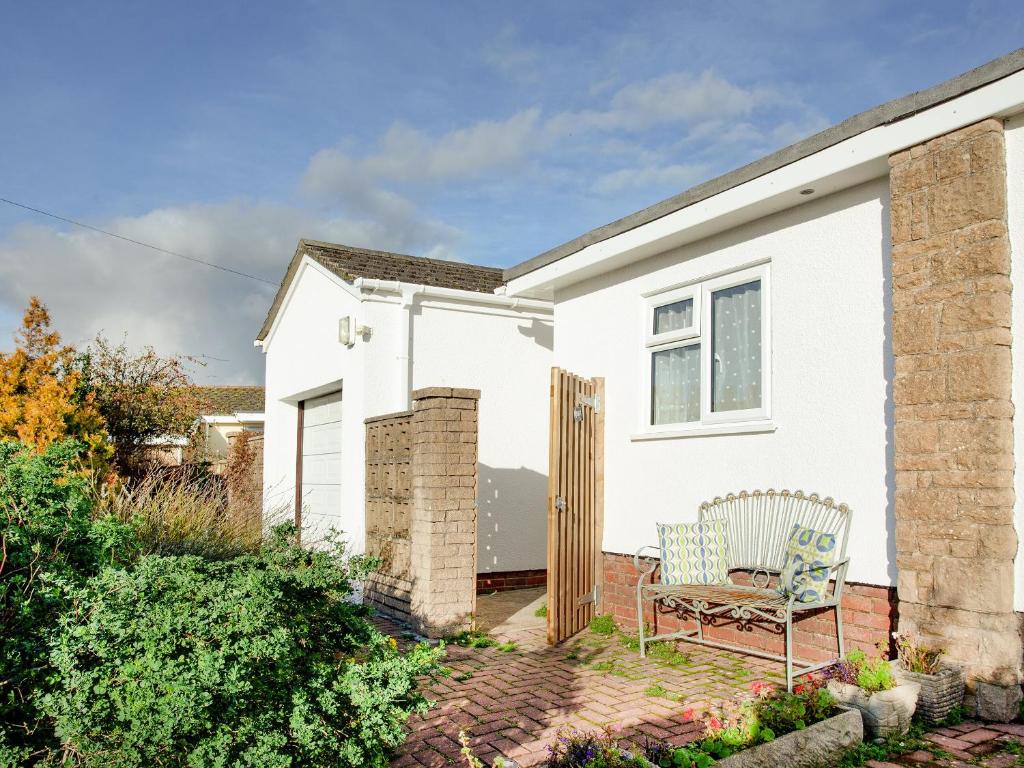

640,262,771,434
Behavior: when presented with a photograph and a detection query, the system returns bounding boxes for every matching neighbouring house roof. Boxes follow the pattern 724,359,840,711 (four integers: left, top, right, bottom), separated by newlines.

196,385,265,417
503,47,1024,283
256,239,505,342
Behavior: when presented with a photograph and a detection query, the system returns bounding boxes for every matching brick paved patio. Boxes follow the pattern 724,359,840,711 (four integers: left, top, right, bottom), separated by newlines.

381,591,1024,767
384,588,785,767
867,721,1024,768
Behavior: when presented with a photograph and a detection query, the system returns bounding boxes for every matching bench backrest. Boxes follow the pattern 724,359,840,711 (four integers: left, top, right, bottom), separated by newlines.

697,489,851,574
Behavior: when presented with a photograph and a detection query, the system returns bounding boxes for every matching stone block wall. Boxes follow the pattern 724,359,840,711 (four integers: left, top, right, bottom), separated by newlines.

366,387,478,638
890,118,1023,715
601,552,896,663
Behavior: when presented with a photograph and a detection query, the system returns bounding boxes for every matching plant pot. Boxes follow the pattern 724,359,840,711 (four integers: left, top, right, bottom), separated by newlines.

891,662,964,725
826,679,920,740
623,710,863,768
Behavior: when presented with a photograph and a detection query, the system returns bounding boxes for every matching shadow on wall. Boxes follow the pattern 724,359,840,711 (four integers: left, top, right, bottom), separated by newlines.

879,188,898,584
516,317,554,350
477,463,548,574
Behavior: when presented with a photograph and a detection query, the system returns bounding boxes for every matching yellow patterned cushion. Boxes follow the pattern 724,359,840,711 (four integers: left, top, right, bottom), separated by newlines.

656,521,729,585
778,523,836,603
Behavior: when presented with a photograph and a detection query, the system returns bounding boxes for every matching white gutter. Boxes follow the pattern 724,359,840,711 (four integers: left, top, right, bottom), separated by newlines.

352,277,552,313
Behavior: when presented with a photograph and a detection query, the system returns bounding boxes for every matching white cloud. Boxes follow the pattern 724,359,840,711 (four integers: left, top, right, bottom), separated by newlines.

592,162,710,195
0,199,460,384
481,24,542,82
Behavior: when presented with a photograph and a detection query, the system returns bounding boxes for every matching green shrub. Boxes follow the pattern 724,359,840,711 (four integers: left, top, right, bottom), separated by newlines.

43,527,445,767
0,440,134,764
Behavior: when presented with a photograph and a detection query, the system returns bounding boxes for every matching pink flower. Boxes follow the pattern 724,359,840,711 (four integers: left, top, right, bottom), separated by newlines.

707,716,723,731
681,708,695,722
750,681,774,697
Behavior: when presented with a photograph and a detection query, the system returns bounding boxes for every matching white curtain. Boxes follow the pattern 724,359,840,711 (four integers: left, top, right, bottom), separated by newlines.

712,280,761,412
652,344,700,424
653,298,693,334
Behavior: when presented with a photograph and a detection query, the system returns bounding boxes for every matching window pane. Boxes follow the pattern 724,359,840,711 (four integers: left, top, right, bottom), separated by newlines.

653,298,693,334
651,344,700,425
712,280,761,412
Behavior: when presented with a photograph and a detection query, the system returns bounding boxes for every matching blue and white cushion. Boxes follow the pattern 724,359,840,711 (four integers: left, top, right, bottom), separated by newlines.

778,523,836,603
656,521,729,585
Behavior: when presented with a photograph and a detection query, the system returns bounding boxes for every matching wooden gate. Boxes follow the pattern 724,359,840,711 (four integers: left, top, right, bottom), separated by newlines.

547,368,604,644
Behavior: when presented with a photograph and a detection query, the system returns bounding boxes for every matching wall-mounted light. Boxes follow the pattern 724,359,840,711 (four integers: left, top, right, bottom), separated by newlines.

338,316,372,347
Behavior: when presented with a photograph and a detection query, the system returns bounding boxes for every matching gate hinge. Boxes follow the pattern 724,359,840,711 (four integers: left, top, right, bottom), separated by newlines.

578,585,600,607
578,395,601,412
554,496,567,512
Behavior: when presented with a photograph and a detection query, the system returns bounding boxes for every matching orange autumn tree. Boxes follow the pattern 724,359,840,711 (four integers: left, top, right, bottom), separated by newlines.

0,298,108,456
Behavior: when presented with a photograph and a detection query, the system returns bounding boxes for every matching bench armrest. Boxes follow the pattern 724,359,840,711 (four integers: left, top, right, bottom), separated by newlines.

633,545,660,584
829,557,851,599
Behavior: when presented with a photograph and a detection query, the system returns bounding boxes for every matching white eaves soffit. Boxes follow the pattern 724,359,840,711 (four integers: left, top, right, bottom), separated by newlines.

505,69,1024,298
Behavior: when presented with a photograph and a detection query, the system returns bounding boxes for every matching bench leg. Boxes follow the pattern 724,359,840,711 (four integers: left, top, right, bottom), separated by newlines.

785,608,794,692
834,604,845,660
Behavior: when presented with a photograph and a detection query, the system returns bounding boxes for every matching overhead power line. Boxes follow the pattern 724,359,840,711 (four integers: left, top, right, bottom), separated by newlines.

0,197,278,286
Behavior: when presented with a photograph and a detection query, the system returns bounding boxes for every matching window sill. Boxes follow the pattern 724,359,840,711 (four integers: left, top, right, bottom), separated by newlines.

630,421,776,442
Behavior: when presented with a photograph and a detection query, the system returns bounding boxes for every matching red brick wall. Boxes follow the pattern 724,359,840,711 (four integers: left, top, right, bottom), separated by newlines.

602,551,897,664
477,569,546,594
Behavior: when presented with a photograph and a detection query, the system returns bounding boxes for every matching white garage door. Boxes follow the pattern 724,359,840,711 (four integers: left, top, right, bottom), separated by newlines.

300,391,343,542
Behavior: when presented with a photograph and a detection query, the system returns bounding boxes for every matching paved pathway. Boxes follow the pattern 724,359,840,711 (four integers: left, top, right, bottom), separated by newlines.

383,591,783,767
869,721,1024,768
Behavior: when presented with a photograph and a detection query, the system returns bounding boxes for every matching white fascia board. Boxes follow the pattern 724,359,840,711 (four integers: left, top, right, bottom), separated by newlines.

257,255,365,353
353,277,552,316
201,413,266,425
506,71,1024,297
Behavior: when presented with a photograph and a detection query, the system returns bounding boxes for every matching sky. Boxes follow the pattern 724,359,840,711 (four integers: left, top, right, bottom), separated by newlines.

1,2,1022,384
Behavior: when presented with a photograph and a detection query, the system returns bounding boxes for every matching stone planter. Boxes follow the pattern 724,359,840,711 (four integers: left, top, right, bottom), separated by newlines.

892,662,964,725
826,679,920,740
624,709,863,768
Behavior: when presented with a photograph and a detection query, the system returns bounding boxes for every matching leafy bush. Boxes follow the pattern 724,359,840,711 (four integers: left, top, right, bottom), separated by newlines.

43,526,445,767
0,440,134,764
825,648,895,692
681,679,837,760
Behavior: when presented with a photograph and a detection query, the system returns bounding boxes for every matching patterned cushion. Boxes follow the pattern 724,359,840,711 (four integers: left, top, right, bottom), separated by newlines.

778,523,836,603
656,521,729,585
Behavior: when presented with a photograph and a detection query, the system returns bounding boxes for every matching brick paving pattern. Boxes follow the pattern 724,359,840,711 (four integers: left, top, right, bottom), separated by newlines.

867,721,1024,768
381,615,784,767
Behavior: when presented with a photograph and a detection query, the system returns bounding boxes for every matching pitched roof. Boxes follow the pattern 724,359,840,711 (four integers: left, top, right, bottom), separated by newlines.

197,385,265,416
256,239,504,341
503,47,1024,283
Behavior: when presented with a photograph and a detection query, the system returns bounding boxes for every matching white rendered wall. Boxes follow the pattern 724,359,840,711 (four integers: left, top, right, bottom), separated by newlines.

262,263,382,552
1006,114,1024,612
551,178,895,587
411,302,553,572
263,262,553,571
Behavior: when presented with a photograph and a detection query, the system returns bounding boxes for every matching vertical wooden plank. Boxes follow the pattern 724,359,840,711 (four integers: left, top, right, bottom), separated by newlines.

559,370,570,640
593,378,598,618
546,367,560,644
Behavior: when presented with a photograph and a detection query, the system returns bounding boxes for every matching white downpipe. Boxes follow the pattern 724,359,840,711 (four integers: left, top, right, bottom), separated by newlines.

397,285,423,410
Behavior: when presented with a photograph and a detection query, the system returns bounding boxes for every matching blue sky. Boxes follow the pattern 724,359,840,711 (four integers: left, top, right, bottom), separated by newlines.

1,2,1021,383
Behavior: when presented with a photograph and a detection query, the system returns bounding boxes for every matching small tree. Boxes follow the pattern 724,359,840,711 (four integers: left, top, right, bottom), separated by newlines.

0,298,107,458
85,336,205,478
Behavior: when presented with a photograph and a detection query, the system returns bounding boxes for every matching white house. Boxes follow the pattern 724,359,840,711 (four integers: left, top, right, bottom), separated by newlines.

500,49,1024,714
256,241,553,585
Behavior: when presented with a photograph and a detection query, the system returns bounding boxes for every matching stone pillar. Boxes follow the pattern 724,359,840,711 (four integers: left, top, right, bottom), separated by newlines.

408,387,479,637
890,118,1023,720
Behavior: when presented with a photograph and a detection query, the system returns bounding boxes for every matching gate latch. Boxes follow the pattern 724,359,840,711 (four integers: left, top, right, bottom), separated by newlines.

578,585,600,607
554,496,567,512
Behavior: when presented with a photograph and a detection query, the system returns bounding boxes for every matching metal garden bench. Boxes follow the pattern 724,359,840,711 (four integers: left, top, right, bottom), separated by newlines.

633,489,852,690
